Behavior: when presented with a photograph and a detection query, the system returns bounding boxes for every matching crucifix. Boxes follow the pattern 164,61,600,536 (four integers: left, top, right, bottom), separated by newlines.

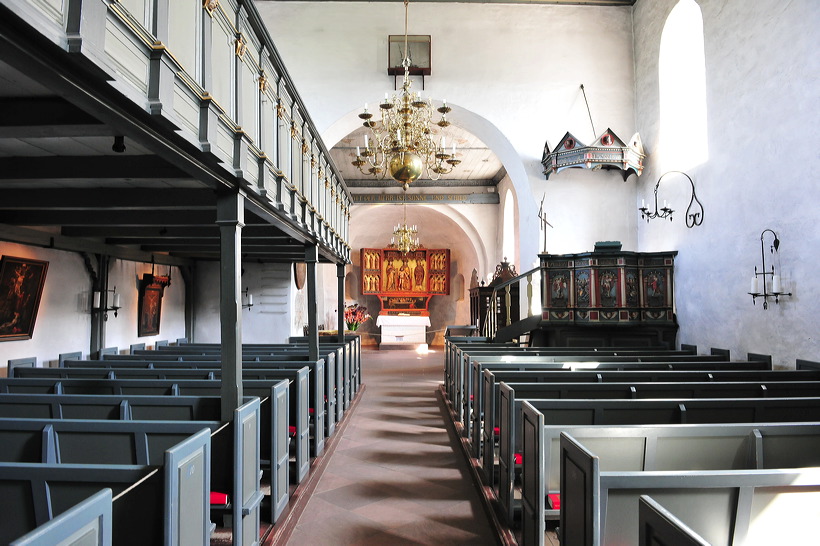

538,194,553,253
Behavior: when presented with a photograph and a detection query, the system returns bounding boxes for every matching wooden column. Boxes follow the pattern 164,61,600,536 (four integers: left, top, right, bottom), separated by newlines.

337,262,346,342
217,191,244,421
305,245,319,361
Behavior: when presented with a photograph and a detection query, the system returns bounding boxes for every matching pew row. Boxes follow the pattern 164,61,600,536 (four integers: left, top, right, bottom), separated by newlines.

0,426,211,545
0,373,310,485
464,356,771,444
556,432,820,546
58,358,334,445
0,395,264,543
480,375,820,490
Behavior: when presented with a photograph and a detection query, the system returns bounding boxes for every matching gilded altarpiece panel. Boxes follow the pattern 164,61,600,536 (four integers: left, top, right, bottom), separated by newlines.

360,248,450,316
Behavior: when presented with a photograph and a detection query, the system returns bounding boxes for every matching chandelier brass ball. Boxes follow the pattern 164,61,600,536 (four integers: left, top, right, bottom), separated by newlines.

389,151,423,185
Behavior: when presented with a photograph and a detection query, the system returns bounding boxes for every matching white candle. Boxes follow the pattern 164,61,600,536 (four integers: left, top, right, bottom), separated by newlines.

92,291,100,309
663,200,667,209
750,276,759,294
452,143,456,155
384,93,388,100
641,198,645,208
441,136,446,149
356,146,360,156
364,134,369,148
443,99,447,107
364,102,368,112
772,275,782,294
113,294,121,308
248,293,253,306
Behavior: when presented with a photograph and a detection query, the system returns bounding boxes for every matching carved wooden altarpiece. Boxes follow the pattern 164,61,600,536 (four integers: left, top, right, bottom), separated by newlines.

360,248,450,316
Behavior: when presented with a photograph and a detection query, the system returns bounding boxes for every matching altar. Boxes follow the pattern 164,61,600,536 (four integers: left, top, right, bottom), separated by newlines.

361,247,450,349
376,315,431,349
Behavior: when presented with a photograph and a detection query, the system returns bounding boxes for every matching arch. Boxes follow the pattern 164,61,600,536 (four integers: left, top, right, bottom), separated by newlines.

659,0,708,170
323,101,539,272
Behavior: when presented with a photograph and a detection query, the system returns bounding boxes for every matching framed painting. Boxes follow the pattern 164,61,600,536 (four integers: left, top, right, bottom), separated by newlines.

138,273,170,337
0,256,49,341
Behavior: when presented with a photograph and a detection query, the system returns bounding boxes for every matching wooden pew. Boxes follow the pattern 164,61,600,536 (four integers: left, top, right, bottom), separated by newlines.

0,426,211,545
480,376,820,493
0,374,310,488
557,432,820,546
517,415,820,529
0,394,263,544
464,355,770,444
507,395,820,542
9,488,112,546
638,495,710,546
60,358,332,450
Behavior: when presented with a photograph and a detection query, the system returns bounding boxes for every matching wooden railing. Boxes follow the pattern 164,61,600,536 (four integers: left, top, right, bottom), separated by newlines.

482,265,543,340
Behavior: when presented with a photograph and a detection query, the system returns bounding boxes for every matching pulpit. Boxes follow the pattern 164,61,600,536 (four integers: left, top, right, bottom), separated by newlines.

469,259,519,335
535,242,678,347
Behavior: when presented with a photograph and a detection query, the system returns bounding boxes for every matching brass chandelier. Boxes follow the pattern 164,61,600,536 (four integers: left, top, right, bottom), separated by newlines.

390,202,420,254
352,0,460,191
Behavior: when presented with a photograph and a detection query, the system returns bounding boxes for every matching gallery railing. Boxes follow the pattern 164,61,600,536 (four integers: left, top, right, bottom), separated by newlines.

4,0,351,261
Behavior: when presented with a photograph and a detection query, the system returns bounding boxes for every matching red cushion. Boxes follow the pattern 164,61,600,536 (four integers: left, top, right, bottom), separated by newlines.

548,494,561,510
514,453,523,465
288,425,297,435
469,395,474,401
309,407,314,414
210,492,229,505
493,427,500,436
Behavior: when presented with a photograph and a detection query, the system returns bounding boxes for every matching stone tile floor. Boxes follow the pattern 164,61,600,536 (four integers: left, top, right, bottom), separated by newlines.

285,347,498,545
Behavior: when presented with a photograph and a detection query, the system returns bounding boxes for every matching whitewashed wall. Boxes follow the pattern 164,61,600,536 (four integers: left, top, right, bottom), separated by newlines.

0,242,186,373
193,261,295,343
634,0,820,367
256,1,640,269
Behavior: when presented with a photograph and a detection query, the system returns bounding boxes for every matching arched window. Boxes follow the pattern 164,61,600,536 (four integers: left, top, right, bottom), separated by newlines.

502,189,515,265
659,0,708,170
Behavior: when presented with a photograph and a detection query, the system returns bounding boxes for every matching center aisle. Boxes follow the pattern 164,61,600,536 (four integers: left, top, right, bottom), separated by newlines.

284,347,497,545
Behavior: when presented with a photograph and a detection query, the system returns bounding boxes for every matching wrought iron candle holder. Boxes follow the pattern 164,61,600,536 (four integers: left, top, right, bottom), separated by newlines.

639,170,704,228
92,287,121,320
749,229,791,309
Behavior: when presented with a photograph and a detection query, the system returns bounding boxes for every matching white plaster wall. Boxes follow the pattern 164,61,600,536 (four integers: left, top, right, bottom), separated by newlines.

193,261,294,343
634,0,820,368
0,243,187,372
256,1,639,283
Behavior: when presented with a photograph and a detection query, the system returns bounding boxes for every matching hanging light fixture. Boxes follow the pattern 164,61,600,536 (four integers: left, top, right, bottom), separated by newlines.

352,0,459,191
389,200,420,254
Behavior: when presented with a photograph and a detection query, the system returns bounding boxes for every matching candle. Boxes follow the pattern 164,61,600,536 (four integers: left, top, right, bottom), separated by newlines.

641,198,645,208
452,143,456,155
772,275,782,294
750,276,759,294
113,294,121,308
356,146,360,156
364,134,369,148
443,99,447,107
92,291,100,309
248,294,253,306
441,136,446,149
364,102,368,112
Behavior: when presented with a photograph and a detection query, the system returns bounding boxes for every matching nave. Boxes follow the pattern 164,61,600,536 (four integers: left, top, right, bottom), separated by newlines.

281,348,498,545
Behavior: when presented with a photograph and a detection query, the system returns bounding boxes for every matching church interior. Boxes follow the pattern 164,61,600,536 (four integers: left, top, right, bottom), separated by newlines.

0,0,818,544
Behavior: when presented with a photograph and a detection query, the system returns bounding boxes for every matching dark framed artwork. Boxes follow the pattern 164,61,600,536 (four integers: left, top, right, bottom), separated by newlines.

0,256,49,341
138,274,170,337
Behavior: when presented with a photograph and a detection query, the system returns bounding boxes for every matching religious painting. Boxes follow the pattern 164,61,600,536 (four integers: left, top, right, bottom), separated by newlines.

575,269,591,307
598,269,619,307
643,269,666,307
548,271,569,307
138,273,171,337
0,256,48,341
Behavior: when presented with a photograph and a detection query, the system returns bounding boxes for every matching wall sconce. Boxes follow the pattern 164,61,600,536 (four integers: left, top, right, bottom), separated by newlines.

749,229,791,309
242,287,254,310
92,287,121,320
639,171,704,228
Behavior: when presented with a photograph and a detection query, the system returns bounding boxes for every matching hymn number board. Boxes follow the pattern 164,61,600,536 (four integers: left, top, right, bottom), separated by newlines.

361,248,450,314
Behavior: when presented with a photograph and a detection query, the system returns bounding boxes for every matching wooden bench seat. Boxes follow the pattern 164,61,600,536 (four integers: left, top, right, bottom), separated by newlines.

557,432,820,546
463,356,770,442
480,377,820,489
0,395,263,541
0,426,211,545
62,358,335,445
